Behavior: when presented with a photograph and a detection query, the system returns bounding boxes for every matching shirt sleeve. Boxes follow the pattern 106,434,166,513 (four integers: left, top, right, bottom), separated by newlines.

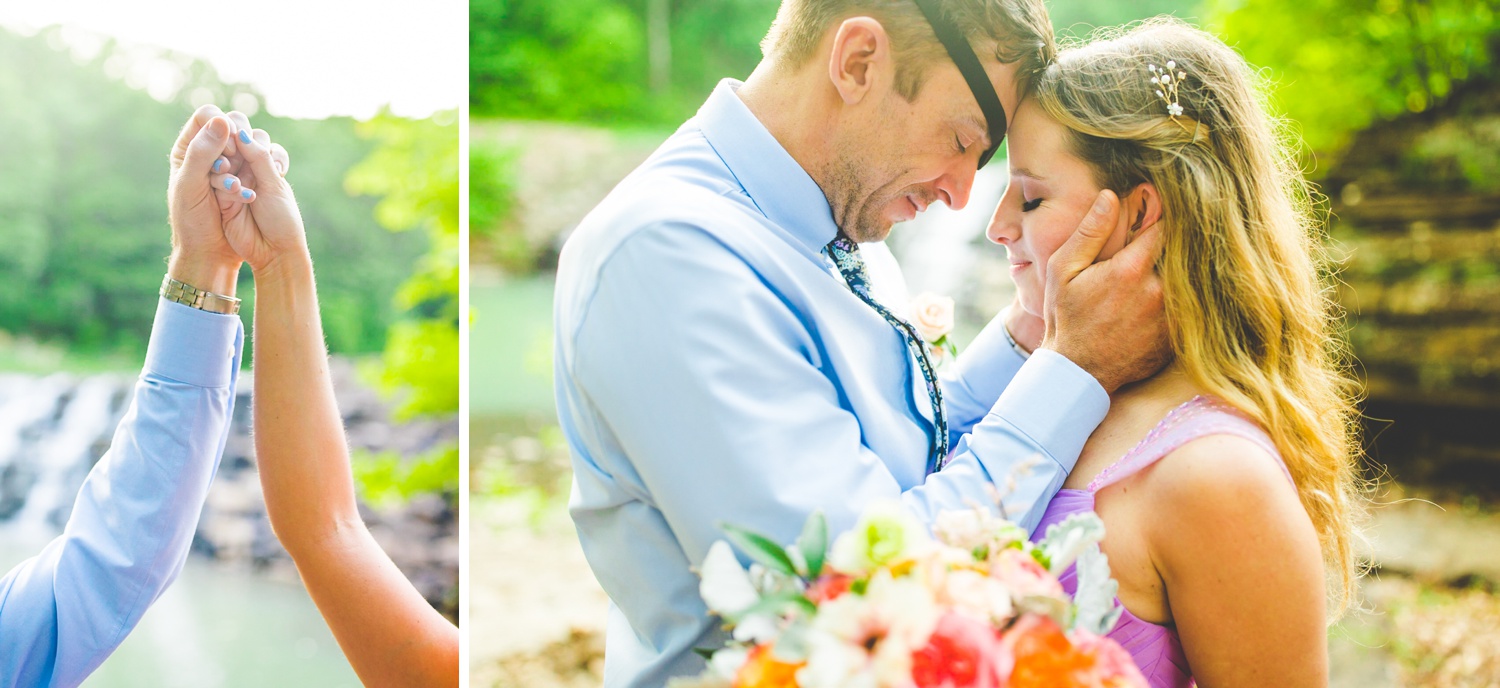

569,224,1105,582
939,311,1030,441
0,298,243,688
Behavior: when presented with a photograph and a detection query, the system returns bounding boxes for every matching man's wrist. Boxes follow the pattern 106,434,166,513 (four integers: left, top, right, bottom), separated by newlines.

168,252,241,298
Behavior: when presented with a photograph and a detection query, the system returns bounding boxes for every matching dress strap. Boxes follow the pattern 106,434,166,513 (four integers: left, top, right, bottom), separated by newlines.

1086,396,1292,493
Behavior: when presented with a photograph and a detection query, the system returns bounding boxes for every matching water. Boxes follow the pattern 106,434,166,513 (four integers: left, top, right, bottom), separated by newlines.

0,373,359,685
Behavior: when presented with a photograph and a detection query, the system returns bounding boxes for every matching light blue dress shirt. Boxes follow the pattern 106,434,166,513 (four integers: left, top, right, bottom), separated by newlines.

0,299,242,688
554,80,1110,687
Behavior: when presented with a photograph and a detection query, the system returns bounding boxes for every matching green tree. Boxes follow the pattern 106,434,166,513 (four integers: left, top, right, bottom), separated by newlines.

345,111,461,502
0,27,424,360
1210,0,1499,160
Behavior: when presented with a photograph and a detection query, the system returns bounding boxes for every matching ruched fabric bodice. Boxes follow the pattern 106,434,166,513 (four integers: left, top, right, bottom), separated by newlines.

1030,396,1291,688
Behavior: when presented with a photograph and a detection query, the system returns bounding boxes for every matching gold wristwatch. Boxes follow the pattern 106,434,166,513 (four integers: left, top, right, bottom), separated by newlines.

160,275,241,315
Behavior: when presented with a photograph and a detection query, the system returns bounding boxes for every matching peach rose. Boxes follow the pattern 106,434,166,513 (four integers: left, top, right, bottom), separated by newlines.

909,293,955,343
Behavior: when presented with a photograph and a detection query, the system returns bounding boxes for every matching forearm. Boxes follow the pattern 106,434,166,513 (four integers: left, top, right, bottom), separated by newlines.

940,310,1031,441
298,527,461,687
920,350,1108,534
251,256,360,551
251,255,458,686
0,299,240,688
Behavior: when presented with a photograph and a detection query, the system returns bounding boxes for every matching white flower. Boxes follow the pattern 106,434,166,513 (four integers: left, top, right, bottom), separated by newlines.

708,646,751,680
932,507,1024,555
1150,76,1159,84
907,292,955,343
1156,90,1165,98
937,567,1015,625
1168,103,1184,117
1167,60,1176,69
828,501,930,576
800,571,939,688
1159,73,1171,84
699,540,759,617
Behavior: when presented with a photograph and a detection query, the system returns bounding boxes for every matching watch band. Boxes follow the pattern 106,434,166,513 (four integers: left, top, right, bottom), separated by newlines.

161,275,241,315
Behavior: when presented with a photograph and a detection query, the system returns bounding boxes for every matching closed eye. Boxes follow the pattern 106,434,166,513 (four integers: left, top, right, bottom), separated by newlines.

1021,198,1042,212
954,134,967,155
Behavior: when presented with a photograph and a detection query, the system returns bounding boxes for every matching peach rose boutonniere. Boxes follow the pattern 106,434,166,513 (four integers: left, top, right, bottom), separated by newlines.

909,292,958,366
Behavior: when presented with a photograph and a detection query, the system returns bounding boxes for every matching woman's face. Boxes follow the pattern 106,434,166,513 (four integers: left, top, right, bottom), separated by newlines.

986,98,1129,317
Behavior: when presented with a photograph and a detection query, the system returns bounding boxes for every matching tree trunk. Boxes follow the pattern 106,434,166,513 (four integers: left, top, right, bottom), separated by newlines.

647,0,671,95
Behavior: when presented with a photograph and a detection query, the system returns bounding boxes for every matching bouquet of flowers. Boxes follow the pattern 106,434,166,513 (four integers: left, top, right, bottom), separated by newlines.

669,502,1147,688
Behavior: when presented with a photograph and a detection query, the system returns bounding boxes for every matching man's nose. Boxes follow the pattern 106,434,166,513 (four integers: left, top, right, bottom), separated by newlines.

934,165,976,212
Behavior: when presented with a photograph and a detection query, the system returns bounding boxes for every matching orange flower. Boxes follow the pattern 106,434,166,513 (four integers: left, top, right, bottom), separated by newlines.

735,644,805,688
998,614,1146,688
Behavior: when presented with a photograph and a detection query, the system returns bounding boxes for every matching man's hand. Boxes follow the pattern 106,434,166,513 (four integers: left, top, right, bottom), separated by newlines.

207,112,303,278
167,105,243,296
1040,190,1172,393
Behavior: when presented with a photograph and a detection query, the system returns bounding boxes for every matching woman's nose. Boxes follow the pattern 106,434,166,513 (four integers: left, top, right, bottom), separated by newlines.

987,184,1021,245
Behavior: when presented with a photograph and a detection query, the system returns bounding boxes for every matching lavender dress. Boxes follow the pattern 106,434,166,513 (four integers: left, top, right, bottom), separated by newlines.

1030,396,1293,687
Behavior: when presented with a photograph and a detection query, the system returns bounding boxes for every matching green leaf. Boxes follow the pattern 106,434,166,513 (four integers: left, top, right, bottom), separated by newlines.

731,592,816,622
796,511,828,579
718,522,797,576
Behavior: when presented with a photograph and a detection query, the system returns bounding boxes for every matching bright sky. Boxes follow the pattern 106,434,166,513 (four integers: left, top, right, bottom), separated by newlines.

0,0,464,120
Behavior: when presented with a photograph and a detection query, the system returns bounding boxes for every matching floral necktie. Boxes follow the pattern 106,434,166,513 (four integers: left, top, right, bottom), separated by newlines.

826,234,949,473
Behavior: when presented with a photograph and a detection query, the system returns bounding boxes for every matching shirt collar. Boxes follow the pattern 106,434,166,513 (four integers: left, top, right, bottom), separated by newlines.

697,79,839,257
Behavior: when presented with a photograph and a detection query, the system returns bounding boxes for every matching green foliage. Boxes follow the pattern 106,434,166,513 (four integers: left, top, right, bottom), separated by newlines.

468,0,1203,127
469,139,536,272
1210,0,1499,159
351,446,460,507
1049,0,1205,40
471,0,658,122
346,112,460,422
470,0,779,124
0,27,423,361
345,111,460,500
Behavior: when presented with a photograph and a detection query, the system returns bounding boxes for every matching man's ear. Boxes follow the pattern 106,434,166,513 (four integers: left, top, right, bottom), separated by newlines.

1124,182,1163,240
827,17,891,106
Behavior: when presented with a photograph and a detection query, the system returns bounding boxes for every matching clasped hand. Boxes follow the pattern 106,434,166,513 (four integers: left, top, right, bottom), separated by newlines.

166,104,307,288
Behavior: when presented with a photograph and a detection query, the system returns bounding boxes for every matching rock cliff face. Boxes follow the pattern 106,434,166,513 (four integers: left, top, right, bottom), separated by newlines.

1320,78,1500,491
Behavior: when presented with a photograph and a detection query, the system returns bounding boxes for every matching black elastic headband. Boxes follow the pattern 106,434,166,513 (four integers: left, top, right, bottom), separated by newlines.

910,0,1007,168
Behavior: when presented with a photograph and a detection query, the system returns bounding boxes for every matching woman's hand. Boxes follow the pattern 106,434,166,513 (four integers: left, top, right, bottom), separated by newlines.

207,112,301,277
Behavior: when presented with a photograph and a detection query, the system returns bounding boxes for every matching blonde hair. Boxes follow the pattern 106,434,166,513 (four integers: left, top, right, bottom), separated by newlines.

760,0,1056,100
1032,18,1367,618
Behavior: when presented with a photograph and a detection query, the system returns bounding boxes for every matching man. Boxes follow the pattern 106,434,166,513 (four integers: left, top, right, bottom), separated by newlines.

553,0,1170,685
0,105,282,687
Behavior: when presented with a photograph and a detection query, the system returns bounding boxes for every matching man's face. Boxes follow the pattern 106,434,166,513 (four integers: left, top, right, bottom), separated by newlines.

826,53,1019,243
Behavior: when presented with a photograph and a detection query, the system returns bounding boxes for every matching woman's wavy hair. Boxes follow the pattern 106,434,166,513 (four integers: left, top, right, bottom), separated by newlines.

1031,18,1368,619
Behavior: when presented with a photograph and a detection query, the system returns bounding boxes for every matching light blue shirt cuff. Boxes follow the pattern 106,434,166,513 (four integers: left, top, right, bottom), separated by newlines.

144,299,241,388
989,349,1110,471
942,315,1029,439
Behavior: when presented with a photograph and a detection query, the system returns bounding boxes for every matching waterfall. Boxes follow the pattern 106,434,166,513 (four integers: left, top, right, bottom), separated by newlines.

0,374,115,529
9,375,130,534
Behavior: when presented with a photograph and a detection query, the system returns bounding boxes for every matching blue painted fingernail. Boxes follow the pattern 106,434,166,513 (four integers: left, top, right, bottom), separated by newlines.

241,189,253,200
213,159,223,173
238,129,251,144
223,177,235,190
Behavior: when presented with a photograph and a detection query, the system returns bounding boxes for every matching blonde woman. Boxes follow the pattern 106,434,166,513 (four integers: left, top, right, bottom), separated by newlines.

203,109,459,686
990,20,1364,687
